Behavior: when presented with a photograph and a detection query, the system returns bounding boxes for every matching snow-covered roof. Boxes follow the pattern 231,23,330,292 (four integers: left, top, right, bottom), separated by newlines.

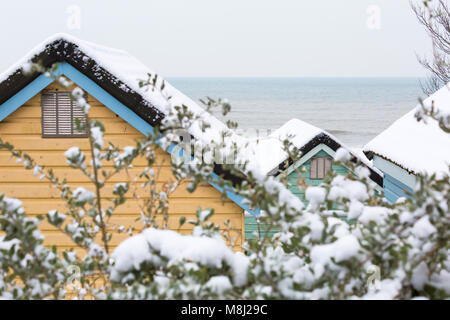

0,33,382,186
242,119,383,185
242,119,323,175
363,83,450,178
0,33,237,149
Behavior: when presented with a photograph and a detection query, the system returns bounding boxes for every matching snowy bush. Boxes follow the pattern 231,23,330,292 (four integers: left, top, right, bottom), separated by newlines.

0,44,448,299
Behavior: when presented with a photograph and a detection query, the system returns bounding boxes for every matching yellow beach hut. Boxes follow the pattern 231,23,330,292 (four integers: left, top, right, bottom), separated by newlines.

0,34,247,252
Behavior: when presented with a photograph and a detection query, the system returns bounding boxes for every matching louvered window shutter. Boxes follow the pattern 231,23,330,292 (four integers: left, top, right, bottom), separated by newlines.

310,157,332,180
316,158,325,179
310,157,318,179
41,93,58,136
73,99,88,135
42,92,88,137
57,93,72,135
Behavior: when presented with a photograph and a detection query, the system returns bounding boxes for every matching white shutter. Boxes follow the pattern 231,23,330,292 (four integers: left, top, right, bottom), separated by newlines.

41,92,88,137
41,93,58,136
57,93,73,135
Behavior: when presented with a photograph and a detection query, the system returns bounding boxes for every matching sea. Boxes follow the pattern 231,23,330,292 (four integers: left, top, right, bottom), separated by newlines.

168,77,424,148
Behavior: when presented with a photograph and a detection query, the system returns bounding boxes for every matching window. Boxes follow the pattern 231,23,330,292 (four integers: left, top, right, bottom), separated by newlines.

41,92,88,137
310,157,332,179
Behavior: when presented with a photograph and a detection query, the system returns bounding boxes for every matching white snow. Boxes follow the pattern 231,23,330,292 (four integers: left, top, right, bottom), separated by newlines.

0,33,382,183
411,216,436,239
72,187,95,203
240,119,322,175
347,200,364,220
0,236,20,251
429,269,450,294
361,279,402,300
411,261,429,291
358,206,389,225
0,33,245,155
198,209,212,222
90,126,104,148
334,147,351,162
64,146,81,159
111,228,249,286
114,146,135,166
364,83,450,178
3,198,23,212
305,186,326,210
113,183,128,194
205,276,232,294
72,87,90,113
21,62,32,74
47,210,66,223
310,235,362,265
242,119,381,179
327,175,369,203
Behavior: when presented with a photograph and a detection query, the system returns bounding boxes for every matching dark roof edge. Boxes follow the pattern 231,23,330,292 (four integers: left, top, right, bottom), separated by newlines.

275,132,384,187
363,149,419,176
0,38,247,187
0,38,164,125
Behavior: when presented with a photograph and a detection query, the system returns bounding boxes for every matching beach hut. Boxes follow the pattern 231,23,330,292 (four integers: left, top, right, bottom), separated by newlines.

244,118,384,240
363,84,450,203
0,34,248,251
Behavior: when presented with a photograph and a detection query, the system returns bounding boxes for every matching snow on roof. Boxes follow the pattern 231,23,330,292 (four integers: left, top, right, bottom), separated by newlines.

272,118,324,148
0,34,381,183
363,83,450,177
111,228,249,286
243,118,380,177
350,147,380,173
0,33,237,148
242,119,322,175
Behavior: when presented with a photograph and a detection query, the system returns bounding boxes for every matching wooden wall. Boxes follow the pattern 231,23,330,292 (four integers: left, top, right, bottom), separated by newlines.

0,82,244,252
245,149,349,240
372,155,415,204
383,173,414,204
286,150,348,202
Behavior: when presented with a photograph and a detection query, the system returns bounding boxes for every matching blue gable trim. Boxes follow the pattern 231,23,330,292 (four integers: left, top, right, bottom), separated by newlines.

383,173,414,204
0,62,250,213
209,174,256,214
59,63,156,137
0,74,53,122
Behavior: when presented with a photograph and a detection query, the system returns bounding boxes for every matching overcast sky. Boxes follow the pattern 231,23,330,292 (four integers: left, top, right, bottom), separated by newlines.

0,0,432,77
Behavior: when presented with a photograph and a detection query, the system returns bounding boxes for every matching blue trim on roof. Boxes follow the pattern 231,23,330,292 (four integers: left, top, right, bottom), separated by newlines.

209,172,256,214
383,173,413,204
0,62,250,213
0,74,53,122
59,63,156,137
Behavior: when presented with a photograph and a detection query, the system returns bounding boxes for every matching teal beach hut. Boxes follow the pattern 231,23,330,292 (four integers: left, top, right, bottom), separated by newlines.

245,118,384,240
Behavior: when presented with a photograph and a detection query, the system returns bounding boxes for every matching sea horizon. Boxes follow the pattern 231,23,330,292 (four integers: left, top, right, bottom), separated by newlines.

168,77,426,148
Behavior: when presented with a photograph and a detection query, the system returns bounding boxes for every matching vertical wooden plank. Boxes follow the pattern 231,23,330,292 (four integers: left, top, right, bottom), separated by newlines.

317,158,324,179
310,158,317,179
